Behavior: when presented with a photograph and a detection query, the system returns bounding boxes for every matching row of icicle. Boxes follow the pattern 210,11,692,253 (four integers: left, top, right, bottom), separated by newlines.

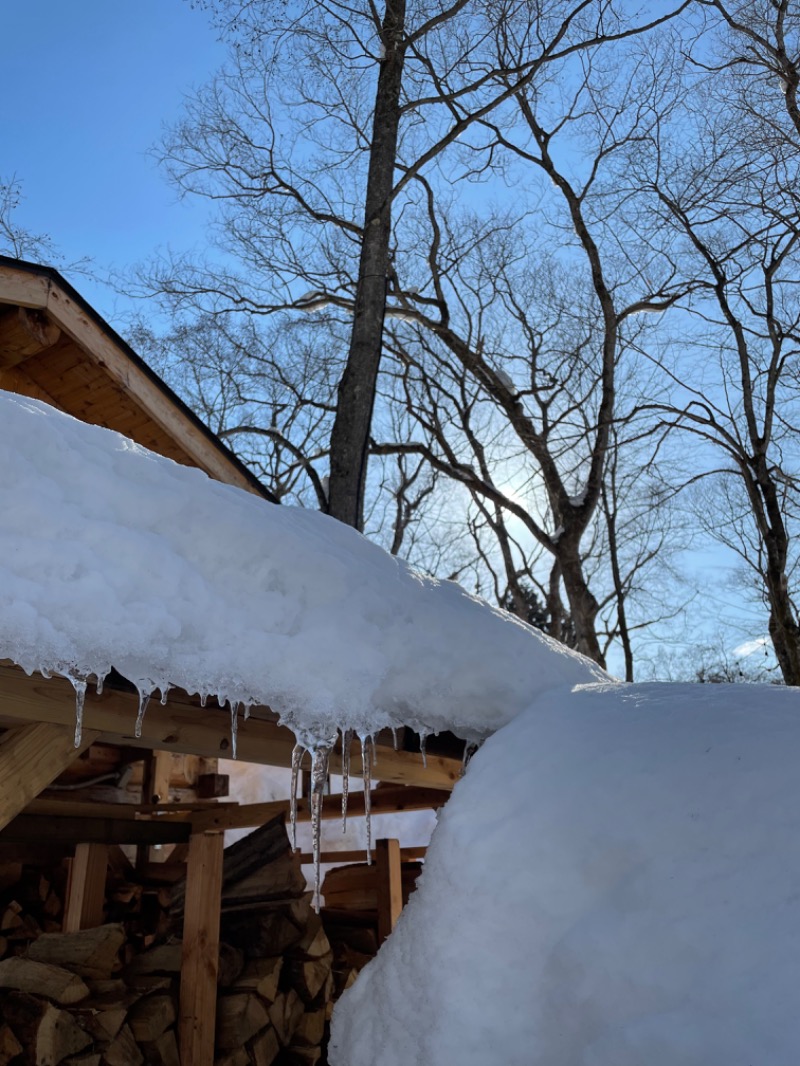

63,669,477,912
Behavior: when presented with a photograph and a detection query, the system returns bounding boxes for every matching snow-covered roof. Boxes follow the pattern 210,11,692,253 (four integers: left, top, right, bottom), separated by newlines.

0,390,607,747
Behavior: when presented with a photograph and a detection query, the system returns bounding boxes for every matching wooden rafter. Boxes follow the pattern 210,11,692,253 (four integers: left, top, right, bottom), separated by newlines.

0,722,98,832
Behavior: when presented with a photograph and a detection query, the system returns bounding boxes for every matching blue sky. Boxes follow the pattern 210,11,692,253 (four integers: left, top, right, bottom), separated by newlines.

2,0,225,313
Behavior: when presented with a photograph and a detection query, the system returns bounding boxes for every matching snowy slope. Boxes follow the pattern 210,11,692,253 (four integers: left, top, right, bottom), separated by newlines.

330,681,800,1066
0,391,607,742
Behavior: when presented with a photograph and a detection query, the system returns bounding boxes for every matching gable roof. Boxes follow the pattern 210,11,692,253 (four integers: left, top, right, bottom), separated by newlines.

0,254,277,502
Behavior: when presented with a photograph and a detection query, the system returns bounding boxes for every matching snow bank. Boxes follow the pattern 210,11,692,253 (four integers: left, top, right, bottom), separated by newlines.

330,681,800,1066
0,391,606,741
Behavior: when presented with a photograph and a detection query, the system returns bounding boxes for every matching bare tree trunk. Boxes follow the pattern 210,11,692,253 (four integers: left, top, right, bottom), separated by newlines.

327,0,406,530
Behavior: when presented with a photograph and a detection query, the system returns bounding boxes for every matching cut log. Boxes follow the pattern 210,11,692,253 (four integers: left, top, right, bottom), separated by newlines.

0,1023,22,1066
125,942,182,976
220,854,306,907
292,1008,326,1048
127,992,176,1042
289,916,330,961
231,957,283,1003
27,923,125,978
139,1028,180,1066
221,896,311,957
215,992,270,1050
322,860,421,911
1,900,22,931
127,974,173,994
268,989,304,1047
217,942,244,988
63,1054,101,1066
249,1025,280,1066
214,1050,249,1066
0,935,8,958
0,957,90,1005
2,992,93,1065
80,1005,126,1043
104,1023,144,1066
287,953,332,1004
284,1047,322,1066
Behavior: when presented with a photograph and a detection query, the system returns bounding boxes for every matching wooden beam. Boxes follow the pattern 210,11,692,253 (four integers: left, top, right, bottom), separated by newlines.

63,843,109,932
0,722,98,832
376,838,403,944
0,307,60,368
0,664,459,790
0,814,191,847
188,786,447,834
298,845,427,864
179,831,224,1066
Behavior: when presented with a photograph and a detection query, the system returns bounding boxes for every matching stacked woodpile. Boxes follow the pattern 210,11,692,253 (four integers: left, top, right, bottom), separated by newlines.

0,813,337,1065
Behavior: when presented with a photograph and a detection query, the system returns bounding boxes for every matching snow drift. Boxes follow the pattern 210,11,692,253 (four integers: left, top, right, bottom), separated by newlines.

0,390,606,741
330,681,800,1066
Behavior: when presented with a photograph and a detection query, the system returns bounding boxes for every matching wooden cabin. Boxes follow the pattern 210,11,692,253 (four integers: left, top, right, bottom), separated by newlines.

0,256,459,1065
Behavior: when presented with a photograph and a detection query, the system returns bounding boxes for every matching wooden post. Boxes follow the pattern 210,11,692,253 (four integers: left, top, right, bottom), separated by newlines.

137,750,174,870
63,843,109,931
178,830,224,1066
376,837,403,944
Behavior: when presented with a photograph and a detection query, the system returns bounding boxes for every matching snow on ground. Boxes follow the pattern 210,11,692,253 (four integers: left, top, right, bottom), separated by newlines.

0,391,606,743
330,681,800,1066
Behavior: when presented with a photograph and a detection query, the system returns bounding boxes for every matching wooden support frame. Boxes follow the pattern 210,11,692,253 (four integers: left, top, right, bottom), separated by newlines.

0,722,98,832
376,838,403,944
0,663,460,790
179,831,224,1066
63,843,109,931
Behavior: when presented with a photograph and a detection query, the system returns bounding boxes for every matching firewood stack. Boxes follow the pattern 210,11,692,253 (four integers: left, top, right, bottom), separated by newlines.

0,813,338,1065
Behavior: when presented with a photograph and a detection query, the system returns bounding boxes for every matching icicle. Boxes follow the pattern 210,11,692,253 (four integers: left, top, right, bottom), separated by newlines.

309,738,336,913
461,740,479,774
95,674,104,696
361,735,373,864
243,705,251,721
290,742,306,852
200,693,208,708
160,686,169,706
391,727,399,751
135,690,151,739
72,677,87,748
229,701,239,760
40,667,52,680
341,728,355,833
419,732,428,769
370,733,378,766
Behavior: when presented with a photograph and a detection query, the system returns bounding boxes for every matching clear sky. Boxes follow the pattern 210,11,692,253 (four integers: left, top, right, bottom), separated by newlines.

2,0,226,313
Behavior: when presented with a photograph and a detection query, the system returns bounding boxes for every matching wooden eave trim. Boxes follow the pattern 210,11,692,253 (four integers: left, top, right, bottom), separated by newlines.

0,260,275,501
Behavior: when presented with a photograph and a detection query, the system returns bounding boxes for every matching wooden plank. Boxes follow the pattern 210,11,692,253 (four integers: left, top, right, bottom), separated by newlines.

0,722,98,832
63,843,109,932
0,263,51,310
0,814,192,847
298,845,427,864
0,663,459,790
179,831,224,1066
376,838,403,943
41,283,264,496
189,786,447,833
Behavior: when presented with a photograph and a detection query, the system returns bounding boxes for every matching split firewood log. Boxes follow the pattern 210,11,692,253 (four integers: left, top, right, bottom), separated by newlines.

1,992,93,1065
27,923,125,979
0,957,90,1005
139,1028,180,1066
231,957,283,1003
103,1022,143,1066
292,1008,326,1048
0,1023,22,1066
126,992,176,1042
268,989,304,1047
248,1025,280,1066
216,992,271,1050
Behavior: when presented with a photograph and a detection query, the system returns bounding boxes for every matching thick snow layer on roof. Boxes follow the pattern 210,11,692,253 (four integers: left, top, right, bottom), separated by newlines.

0,391,606,741
330,681,800,1066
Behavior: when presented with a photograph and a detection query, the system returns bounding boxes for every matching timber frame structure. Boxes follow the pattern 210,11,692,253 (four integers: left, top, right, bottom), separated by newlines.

0,256,460,1065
